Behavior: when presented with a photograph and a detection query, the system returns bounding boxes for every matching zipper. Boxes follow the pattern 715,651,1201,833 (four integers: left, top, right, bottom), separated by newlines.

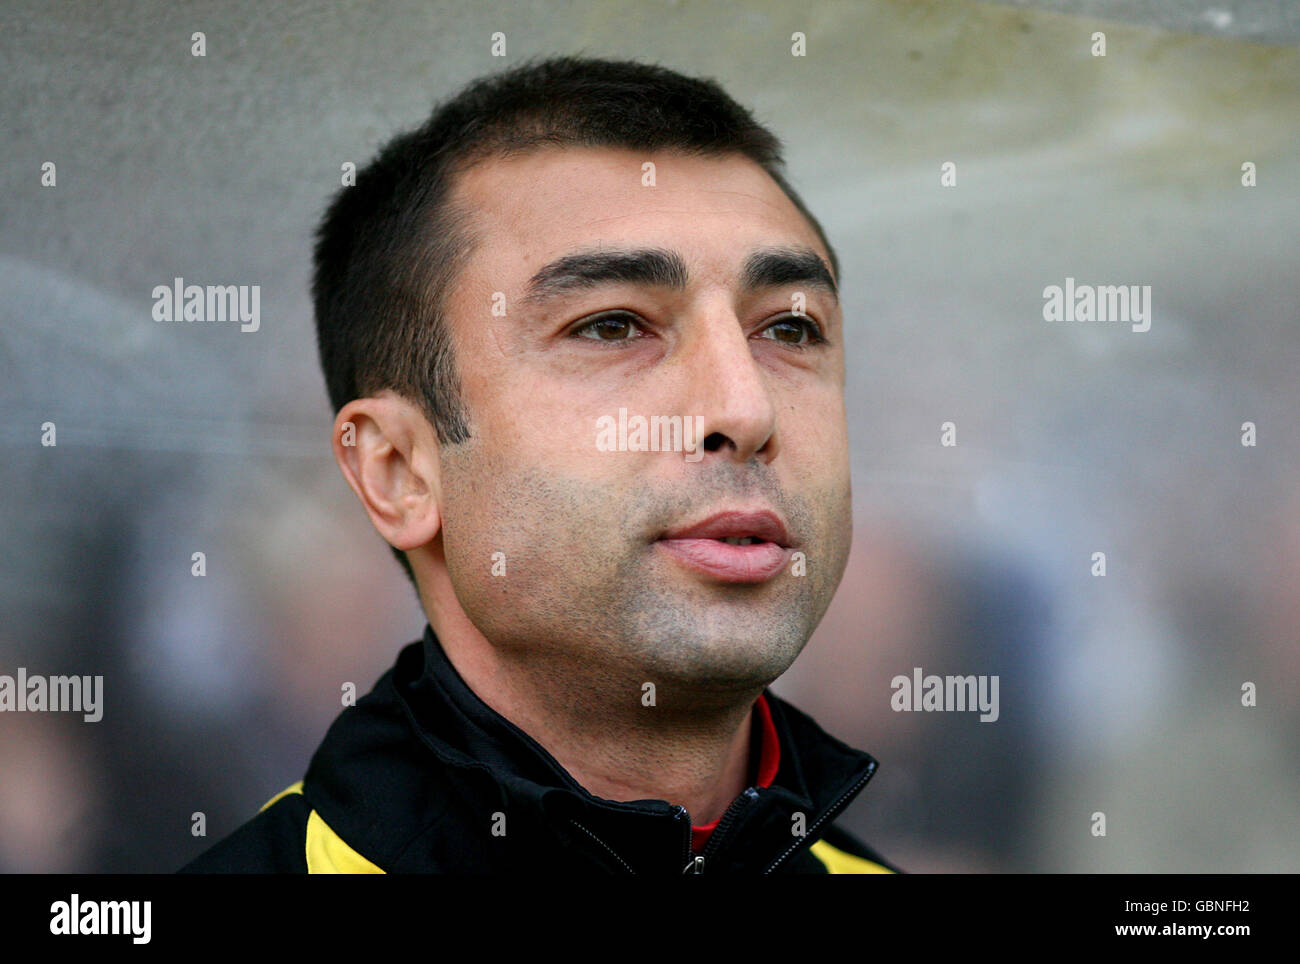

674,805,699,873
700,787,759,864
580,761,874,874
680,786,760,874
762,764,875,874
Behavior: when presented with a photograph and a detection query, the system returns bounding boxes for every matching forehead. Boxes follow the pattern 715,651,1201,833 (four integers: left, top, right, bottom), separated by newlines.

449,146,829,283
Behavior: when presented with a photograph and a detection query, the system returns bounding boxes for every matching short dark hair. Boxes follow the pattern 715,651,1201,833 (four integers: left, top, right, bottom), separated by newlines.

311,55,841,583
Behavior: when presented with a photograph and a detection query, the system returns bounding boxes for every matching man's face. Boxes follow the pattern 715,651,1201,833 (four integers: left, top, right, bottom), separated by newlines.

434,146,851,699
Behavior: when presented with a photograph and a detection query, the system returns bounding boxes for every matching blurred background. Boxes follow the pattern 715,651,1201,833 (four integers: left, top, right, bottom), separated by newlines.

1,0,1296,872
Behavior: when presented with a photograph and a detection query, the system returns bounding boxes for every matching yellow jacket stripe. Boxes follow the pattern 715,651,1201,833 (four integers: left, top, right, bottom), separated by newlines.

809,838,895,874
260,782,384,874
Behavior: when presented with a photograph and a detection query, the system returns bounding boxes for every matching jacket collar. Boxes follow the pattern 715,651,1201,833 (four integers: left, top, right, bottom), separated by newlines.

303,624,879,874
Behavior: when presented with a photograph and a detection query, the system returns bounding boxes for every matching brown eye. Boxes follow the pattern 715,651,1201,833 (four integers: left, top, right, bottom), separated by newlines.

573,311,643,341
760,315,824,346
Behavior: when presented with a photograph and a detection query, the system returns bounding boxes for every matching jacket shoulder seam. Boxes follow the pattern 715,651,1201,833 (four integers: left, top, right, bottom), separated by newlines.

260,780,305,812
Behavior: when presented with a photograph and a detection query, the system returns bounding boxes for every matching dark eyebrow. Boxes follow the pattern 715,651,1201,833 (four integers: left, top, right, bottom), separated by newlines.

741,246,838,306
519,245,837,308
520,248,688,307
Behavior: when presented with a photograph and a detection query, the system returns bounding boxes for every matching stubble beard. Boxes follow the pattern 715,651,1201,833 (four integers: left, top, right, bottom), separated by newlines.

439,446,852,708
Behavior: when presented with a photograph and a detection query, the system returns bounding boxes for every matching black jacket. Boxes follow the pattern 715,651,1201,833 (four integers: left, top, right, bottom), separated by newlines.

181,625,901,874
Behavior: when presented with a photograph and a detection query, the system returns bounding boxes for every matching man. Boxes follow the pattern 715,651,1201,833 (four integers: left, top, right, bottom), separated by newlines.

182,55,900,874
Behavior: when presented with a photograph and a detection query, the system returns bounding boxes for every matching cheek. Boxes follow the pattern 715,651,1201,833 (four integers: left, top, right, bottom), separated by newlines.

786,396,850,490
789,403,852,578
437,442,531,613
436,444,628,628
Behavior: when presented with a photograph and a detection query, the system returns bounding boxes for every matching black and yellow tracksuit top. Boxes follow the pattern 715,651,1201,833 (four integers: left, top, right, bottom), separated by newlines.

181,625,901,875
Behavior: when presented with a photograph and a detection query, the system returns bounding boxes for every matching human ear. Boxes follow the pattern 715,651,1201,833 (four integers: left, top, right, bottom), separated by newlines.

331,391,443,553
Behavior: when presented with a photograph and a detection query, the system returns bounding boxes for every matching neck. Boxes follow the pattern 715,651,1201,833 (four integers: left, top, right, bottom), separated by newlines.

417,566,760,825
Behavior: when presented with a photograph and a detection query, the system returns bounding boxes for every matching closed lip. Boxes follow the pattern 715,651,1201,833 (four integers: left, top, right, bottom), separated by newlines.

658,509,793,548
